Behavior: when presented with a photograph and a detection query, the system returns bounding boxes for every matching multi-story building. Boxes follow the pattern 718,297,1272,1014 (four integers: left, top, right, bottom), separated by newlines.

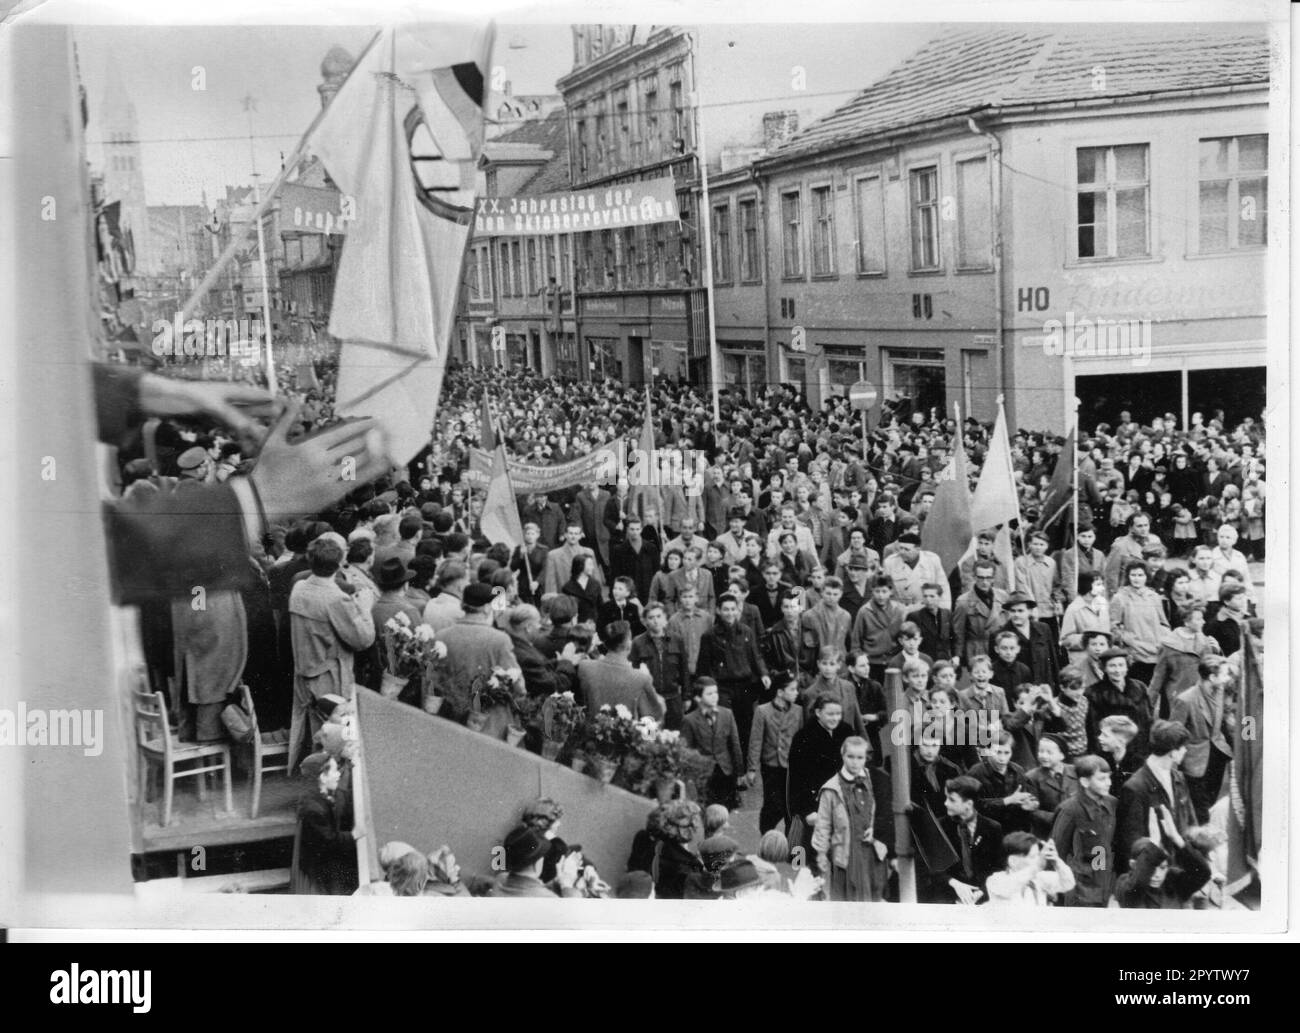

452,24,863,385
457,106,579,376
712,24,1270,431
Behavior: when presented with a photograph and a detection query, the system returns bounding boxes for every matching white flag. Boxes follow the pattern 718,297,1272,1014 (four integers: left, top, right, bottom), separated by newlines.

312,22,494,465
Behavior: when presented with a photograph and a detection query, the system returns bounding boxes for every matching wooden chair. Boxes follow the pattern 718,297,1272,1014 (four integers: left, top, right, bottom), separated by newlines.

132,686,233,826
241,684,291,818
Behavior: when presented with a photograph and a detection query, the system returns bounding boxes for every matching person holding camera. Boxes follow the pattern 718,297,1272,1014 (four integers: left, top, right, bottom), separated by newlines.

984,832,1076,907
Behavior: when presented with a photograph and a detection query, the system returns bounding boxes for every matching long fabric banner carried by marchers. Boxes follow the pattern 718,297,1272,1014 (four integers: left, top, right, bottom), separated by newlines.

474,177,679,236
465,446,617,493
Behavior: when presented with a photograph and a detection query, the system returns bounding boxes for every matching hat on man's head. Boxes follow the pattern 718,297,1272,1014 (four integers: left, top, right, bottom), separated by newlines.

177,446,208,471
462,582,496,609
897,531,922,546
502,825,550,872
1005,591,1037,609
727,507,747,521
719,858,764,895
1100,648,1130,664
375,556,417,591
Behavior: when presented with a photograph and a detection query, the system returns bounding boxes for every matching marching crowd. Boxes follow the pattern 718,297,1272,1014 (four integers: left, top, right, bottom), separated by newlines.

110,357,1264,905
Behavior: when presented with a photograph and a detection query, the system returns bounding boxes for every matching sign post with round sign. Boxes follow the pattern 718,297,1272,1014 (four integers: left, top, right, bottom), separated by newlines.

849,380,879,459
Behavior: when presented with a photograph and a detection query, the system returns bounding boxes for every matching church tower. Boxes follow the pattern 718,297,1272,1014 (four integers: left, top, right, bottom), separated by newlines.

97,60,153,274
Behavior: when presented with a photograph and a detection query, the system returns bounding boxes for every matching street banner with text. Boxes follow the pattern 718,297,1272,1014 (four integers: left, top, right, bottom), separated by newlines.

474,177,679,236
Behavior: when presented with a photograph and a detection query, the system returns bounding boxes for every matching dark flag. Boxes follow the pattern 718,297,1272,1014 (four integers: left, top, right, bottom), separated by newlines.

1226,629,1263,894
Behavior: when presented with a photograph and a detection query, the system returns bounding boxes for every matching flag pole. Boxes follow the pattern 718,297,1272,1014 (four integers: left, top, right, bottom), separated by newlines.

178,29,383,324
998,393,1026,556
1072,396,1080,598
689,32,722,425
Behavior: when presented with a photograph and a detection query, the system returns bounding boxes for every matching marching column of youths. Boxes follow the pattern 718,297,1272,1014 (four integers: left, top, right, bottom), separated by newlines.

115,359,1261,902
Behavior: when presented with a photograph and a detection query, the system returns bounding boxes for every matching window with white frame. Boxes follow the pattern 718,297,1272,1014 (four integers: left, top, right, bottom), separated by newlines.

469,245,492,301
855,173,885,274
1075,144,1149,260
811,184,835,276
1199,135,1267,252
781,189,803,278
909,165,940,270
955,156,991,269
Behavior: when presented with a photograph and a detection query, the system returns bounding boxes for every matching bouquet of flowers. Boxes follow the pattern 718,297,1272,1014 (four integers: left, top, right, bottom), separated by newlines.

584,704,641,764
629,727,712,801
539,691,585,760
381,613,427,679
472,665,522,713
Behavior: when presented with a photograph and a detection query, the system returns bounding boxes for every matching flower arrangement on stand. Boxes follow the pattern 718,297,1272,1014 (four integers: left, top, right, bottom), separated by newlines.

583,704,641,784
380,613,428,698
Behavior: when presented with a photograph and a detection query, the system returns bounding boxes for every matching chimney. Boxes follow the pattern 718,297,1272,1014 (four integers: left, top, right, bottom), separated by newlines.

762,110,799,151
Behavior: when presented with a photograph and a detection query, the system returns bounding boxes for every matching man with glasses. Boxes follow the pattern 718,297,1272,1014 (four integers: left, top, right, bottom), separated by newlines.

953,560,1008,669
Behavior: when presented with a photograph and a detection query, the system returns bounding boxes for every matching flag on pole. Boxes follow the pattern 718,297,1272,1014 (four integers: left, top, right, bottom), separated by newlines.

480,442,525,549
970,400,1020,533
921,421,972,574
479,392,496,451
1226,630,1263,892
1038,427,1076,532
969,400,1021,592
312,22,494,465
627,388,661,532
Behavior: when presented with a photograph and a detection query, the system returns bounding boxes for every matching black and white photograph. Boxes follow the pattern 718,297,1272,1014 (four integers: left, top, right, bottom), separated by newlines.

0,0,1290,946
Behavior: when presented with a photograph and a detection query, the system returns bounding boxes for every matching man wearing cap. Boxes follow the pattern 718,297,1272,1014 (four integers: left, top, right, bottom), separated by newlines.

838,559,872,624
431,582,522,727
998,591,1060,686
175,445,212,484
490,825,583,898
882,531,950,609
287,537,377,773
833,527,879,583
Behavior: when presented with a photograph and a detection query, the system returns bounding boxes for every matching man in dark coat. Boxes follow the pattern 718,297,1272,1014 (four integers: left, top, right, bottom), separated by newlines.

571,480,613,576
611,517,660,604
628,603,690,730
519,492,566,549
786,695,852,860
907,585,954,661
696,594,770,752
1115,720,1197,873
937,775,1004,905
998,592,1060,685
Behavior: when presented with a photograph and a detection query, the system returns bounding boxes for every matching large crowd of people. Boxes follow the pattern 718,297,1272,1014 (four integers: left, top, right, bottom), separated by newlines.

105,355,1264,906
